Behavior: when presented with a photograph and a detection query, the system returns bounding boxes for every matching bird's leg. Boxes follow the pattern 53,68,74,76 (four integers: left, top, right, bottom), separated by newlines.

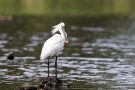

55,56,58,79
48,58,50,77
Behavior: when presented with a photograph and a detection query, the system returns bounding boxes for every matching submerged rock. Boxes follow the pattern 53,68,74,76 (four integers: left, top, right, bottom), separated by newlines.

37,76,71,90
19,82,37,90
18,76,71,90
5,51,14,60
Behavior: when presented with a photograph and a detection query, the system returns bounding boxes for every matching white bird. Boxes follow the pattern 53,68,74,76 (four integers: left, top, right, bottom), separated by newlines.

40,22,68,78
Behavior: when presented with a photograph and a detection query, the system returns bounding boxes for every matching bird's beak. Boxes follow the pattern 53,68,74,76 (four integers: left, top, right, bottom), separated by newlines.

51,29,54,35
51,28,57,35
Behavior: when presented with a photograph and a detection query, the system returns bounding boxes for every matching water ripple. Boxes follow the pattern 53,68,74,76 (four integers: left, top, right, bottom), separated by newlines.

1,19,135,90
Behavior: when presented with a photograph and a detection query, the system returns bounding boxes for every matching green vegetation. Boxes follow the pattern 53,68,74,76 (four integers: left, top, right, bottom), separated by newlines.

0,0,134,16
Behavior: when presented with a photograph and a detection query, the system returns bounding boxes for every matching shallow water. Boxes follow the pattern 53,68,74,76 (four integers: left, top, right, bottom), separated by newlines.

0,16,135,90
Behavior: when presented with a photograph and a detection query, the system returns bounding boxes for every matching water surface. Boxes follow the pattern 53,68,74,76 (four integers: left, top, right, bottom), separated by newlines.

0,16,135,90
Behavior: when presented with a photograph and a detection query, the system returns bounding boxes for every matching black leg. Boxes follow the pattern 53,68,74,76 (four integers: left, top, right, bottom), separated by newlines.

55,56,58,78
48,58,50,77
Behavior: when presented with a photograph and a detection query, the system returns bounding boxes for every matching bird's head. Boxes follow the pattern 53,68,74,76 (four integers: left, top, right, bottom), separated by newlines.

51,22,69,44
51,22,65,35
60,22,65,27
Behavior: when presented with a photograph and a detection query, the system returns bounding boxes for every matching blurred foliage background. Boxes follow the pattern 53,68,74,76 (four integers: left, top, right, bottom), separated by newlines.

0,0,134,17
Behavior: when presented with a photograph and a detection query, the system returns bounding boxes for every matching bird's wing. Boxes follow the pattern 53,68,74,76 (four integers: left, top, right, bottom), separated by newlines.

40,34,64,60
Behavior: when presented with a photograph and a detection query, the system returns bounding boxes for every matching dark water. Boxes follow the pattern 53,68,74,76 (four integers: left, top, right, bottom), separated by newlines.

0,16,135,90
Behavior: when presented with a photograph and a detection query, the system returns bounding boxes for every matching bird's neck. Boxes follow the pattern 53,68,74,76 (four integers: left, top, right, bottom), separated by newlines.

59,28,66,40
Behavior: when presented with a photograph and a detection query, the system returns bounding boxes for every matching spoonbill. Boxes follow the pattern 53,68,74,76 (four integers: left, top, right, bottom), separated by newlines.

40,22,68,78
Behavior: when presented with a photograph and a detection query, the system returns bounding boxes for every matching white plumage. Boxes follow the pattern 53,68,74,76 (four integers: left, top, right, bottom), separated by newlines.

40,22,68,78
40,34,64,60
